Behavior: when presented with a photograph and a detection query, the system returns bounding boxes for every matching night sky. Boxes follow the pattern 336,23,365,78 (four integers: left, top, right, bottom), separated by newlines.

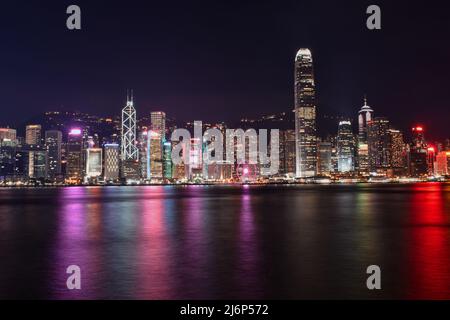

1,0,450,139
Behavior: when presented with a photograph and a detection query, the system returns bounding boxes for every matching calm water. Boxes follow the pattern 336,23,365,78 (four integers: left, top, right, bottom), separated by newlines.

0,183,449,299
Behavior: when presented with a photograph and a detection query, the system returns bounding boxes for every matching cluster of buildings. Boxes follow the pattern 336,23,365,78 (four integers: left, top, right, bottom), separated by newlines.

1,48,449,186
293,48,450,182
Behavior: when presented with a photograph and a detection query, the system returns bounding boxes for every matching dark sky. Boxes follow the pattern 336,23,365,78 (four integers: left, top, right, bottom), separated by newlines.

1,0,450,139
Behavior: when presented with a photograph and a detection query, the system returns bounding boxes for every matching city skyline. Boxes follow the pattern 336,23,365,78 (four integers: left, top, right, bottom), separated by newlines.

1,1,450,139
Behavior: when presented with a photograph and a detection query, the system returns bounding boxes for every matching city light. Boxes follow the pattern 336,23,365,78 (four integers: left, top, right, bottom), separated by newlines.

69,128,81,135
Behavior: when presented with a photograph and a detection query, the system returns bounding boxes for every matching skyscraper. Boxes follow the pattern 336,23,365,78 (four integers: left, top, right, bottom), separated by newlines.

121,91,140,180
368,117,390,173
25,125,42,145
66,128,83,183
104,143,120,182
337,120,355,173
357,97,373,175
150,111,166,141
85,148,102,180
408,126,428,177
294,48,317,178
45,130,62,180
317,139,333,176
388,129,406,176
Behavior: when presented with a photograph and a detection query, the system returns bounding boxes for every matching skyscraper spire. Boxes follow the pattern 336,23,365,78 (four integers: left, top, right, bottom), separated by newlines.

364,94,367,106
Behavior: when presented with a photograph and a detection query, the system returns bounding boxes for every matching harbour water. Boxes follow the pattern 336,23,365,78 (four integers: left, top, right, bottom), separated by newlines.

0,183,449,299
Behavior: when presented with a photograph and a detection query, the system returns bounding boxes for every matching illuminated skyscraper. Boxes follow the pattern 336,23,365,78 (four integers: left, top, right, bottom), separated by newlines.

149,131,163,180
66,128,83,183
408,126,428,177
357,97,373,175
317,139,333,176
121,91,140,181
45,130,62,180
388,129,406,176
104,143,120,181
337,120,355,173
150,111,166,141
294,48,317,177
368,117,390,173
25,125,42,145
85,148,102,180
121,92,138,161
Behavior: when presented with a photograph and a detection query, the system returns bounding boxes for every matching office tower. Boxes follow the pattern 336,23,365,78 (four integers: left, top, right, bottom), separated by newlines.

189,138,202,181
121,92,140,180
151,111,166,140
85,148,102,179
284,130,296,177
138,130,150,179
104,143,120,181
318,139,333,176
357,97,373,175
408,126,428,177
149,131,163,180
66,128,83,183
337,120,355,173
294,48,317,178
163,141,172,180
368,117,390,173
0,128,17,145
25,125,42,145
434,151,450,176
45,130,62,180
388,129,406,176
26,144,48,180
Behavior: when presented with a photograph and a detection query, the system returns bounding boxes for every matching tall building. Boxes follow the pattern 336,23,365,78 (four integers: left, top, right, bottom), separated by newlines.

435,151,450,176
121,92,140,180
368,117,390,173
66,128,83,183
149,131,163,180
26,144,48,180
294,48,317,178
337,120,355,173
150,111,166,140
104,143,120,182
25,125,42,145
163,141,173,180
280,130,296,177
85,148,102,180
388,129,406,176
45,130,62,180
317,139,333,176
408,126,428,177
357,97,373,175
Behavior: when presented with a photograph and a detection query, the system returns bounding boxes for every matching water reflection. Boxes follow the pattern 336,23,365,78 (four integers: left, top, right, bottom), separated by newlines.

0,184,449,299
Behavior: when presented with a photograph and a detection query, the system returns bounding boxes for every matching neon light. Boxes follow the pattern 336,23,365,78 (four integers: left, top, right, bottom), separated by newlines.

69,128,81,135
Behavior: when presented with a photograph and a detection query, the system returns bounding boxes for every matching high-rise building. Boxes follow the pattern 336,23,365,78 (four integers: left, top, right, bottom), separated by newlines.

434,151,450,176
121,92,140,181
408,126,428,177
388,129,406,176
280,130,296,177
151,111,166,141
294,48,317,178
25,125,42,145
26,144,48,179
163,141,172,180
149,131,163,180
66,128,83,183
45,130,62,180
368,117,390,173
317,139,333,176
357,97,373,175
337,120,355,173
104,143,120,182
85,148,102,180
